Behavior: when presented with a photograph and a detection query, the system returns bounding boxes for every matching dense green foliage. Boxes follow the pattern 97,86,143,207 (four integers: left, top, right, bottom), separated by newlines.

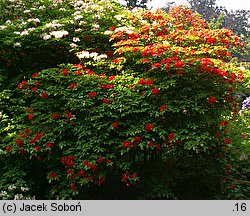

0,0,249,199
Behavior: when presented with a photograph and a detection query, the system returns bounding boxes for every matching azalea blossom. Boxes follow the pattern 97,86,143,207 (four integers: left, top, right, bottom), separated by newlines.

45,21,63,28
0,25,6,30
13,42,21,47
74,15,83,20
50,30,69,39
208,96,217,104
20,30,29,36
70,43,77,48
77,51,90,59
73,37,80,42
41,33,51,40
28,18,40,23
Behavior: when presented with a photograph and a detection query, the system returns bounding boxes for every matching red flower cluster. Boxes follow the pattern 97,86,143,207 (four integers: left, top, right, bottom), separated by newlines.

229,184,236,189
41,92,48,99
15,138,23,147
141,43,170,56
34,146,40,151
97,157,104,164
69,83,77,89
74,70,82,76
98,84,114,89
134,136,141,143
145,123,154,132
78,169,85,177
112,57,124,64
174,60,185,68
208,96,216,104
45,142,53,149
66,169,74,175
30,132,45,144
49,172,57,179
138,78,154,85
89,91,97,99
206,37,216,44
63,111,73,119
6,145,12,152
73,64,84,69
159,104,167,112
33,81,40,86
62,69,68,76
17,80,28,89
27,113,34,120
224,138,231,144
123,141,133,148
151,62,161,68
85,69,95,75
61,155,76,168
148,140,154,147
103,98,109,104
151,87,159,95
32,72,39,78
141,58,150,63
109,26,116,31
71,183,77,192
83,160,98,172
51,112,60,120
168,132,175,141
219,121,229,126
31,87,38,92
109,75,116,81
112,121,119,129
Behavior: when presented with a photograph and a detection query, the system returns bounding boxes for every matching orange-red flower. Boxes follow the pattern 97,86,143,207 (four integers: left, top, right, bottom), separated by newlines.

41,92,48,99
208,96,216,104
112,121,119,129
145,124,154,132
89,91,97,99
6,146,12,152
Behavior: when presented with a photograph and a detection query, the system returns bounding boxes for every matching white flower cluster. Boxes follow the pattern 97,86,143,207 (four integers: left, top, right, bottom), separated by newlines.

45,21,64,29
0,191,7,197
27,18,41,23
114,14,125,21
8,184,16,191
92,23,100,30
21,186,29,192
73,37,80,42
13,42,21,48
40,33,51,40
20,29,29,36
104,30,113,35
50,30,69,39
14,194,36,200
114,26,135,34
0,184,35,200
77,51,107,61
70,37,81,48
74,15,83,21
0,25,7,30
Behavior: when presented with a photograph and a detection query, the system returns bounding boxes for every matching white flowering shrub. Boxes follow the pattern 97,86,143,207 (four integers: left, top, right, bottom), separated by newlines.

0,0,131,200
0,0,129,80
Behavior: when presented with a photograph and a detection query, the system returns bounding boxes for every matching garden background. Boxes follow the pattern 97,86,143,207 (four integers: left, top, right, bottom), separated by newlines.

0,0,249,200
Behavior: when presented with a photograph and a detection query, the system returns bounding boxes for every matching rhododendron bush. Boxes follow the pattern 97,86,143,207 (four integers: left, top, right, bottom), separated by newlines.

1,0,249,199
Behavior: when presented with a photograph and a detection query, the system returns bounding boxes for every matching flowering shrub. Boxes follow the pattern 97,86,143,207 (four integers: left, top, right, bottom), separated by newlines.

1,1,249,199
0,0,127,80
241,97,250,111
